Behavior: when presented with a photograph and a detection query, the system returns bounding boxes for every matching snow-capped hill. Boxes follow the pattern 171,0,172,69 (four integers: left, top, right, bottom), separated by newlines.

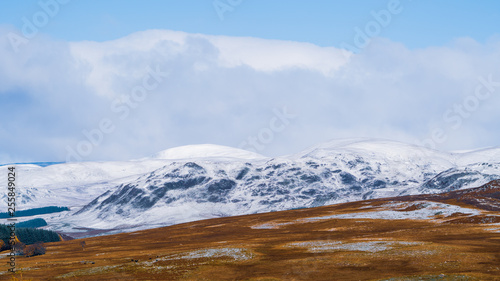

153,144,267,161
455,146,500,166
66,139,500,233
4,138,499,236
294,138,500,166
412,162,500,195
291,139,452,163
0,159,171,209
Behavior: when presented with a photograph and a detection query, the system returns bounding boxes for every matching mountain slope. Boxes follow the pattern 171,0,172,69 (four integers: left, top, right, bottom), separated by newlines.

63,139,500,234
4,180,500,280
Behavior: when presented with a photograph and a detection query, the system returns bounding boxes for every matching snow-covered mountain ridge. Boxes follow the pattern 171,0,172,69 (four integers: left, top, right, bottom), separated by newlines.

2,139,499,235
67,140,500,233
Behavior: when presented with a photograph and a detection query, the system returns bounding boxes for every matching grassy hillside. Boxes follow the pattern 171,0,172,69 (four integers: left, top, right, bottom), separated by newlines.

0,181,499,280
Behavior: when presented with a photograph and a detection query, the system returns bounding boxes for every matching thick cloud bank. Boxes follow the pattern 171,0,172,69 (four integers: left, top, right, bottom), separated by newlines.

1,27,499,163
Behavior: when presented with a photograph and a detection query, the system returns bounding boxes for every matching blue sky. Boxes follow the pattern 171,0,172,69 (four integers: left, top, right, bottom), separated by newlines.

1,1,500,163
1,0,499,48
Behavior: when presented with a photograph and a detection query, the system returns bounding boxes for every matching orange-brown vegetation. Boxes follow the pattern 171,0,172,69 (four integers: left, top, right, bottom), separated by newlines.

0,180,499,280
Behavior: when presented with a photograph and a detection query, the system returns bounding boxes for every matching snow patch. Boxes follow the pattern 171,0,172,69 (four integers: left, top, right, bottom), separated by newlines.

286,240,422,253
157,248,254,262
302,201,481,222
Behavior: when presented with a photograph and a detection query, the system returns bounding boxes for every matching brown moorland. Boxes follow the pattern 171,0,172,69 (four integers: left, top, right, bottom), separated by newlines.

1,180,499,280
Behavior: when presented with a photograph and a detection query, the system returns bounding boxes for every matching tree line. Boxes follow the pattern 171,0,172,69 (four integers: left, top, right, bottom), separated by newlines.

0,224,61,256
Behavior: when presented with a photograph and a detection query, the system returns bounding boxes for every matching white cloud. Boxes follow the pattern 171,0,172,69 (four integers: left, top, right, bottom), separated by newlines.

0,26,499,163
68,30,350,99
